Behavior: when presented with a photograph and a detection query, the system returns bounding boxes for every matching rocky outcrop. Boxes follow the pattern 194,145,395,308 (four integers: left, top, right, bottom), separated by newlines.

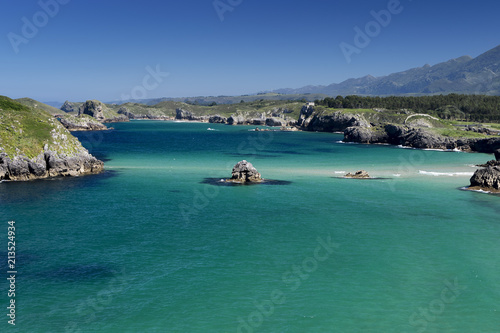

102,115,129,123
227,115,247,125
469,166,500,192
0,150,104,181
266,117,287,127
59,115,109,131
298,105,370,132
228,160,262,183
344,126,389,144
344,170,370,179
344,124,500,153
495,149,500,161
209,115,227,124
175,109,209,122
60,100,81,113
79,100,106,120
117,107,136,119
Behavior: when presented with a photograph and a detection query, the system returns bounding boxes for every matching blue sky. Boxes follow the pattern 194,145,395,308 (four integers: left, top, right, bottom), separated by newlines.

1,0,499,102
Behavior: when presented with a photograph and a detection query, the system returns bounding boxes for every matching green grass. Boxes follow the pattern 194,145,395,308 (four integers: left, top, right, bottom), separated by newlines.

431,128,491,139
15,97,62,115
0,96,83,158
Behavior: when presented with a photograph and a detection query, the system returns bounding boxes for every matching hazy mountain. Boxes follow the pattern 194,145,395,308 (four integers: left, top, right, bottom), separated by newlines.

273,45,500,96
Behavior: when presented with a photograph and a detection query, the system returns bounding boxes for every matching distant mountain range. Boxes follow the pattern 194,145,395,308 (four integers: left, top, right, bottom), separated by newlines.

43,45,500,108
272,44,500,96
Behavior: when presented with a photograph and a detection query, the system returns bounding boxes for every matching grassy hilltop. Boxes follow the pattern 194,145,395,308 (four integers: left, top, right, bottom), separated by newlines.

0,96,83,158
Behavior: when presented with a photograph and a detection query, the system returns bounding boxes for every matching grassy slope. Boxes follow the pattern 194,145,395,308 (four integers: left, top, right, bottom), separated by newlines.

0,96,83,158
110,100,305,120
15,97,63,115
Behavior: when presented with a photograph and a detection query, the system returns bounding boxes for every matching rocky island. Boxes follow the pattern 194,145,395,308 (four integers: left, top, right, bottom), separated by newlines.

227,160,263,183
468,149,500,192
0,96,104,181
344,170,371,179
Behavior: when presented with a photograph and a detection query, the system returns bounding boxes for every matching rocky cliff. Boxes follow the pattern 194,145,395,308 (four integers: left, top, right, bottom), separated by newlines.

297,104,370,132
0,96,104,181
344,124,500,153
59,115,109,131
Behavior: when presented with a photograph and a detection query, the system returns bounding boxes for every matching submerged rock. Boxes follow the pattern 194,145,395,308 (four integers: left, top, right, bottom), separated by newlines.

229,160,262,183
344,170,370,179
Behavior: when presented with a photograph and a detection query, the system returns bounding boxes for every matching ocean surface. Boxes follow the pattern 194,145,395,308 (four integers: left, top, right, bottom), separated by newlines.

1,121,499,333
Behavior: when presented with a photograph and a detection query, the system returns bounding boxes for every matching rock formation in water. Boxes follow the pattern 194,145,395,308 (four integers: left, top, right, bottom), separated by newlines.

344,124,500,153
0,96,104,181
229,160,262,183
469,166,500,192
344,170,370,179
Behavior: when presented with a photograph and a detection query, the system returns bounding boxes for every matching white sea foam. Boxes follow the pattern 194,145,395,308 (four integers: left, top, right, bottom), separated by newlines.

334,171,346,174
393,174,401,177
419,170,474,177
336,141,359,144
460,186,492,194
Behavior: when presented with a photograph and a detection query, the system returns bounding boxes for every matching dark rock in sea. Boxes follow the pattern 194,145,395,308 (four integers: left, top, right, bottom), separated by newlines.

344,126,389,144
469,166,500,192
344,170,370,179
79,100,106,120
250,118,266,126
227,115,247,125
209,115,227,124
266,117,287,127
495,149,500,161
0,151,104,181
228,160,262,183
300,110,370,132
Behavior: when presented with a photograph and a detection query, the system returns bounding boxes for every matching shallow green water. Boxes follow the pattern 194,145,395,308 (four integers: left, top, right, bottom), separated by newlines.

1,121,499,332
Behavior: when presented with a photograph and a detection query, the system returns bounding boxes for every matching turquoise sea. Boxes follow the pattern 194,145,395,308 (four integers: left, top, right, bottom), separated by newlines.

1,121,499,333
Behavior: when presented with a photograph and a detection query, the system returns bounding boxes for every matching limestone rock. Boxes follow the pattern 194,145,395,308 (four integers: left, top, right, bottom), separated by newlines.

344,170,370,179
0,151,103,181
230,160,262,182
470,166,500,191
79,100,106,120
175,109,209,122
227,115,247,125
266,117,287,127
344,126,389,144
209,115,227,124
59,115,109,131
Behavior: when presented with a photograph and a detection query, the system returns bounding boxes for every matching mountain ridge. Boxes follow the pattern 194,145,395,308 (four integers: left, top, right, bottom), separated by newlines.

273,45,500,96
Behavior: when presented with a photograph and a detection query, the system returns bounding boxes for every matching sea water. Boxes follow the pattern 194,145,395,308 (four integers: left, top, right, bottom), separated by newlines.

0,121,499,332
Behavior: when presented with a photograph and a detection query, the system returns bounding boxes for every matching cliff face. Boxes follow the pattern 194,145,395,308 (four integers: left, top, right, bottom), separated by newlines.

0,96,104,181
344,124,500,153
297,105,371,132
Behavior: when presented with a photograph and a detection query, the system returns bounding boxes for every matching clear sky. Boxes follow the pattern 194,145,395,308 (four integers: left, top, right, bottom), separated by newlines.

1,0,499,102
